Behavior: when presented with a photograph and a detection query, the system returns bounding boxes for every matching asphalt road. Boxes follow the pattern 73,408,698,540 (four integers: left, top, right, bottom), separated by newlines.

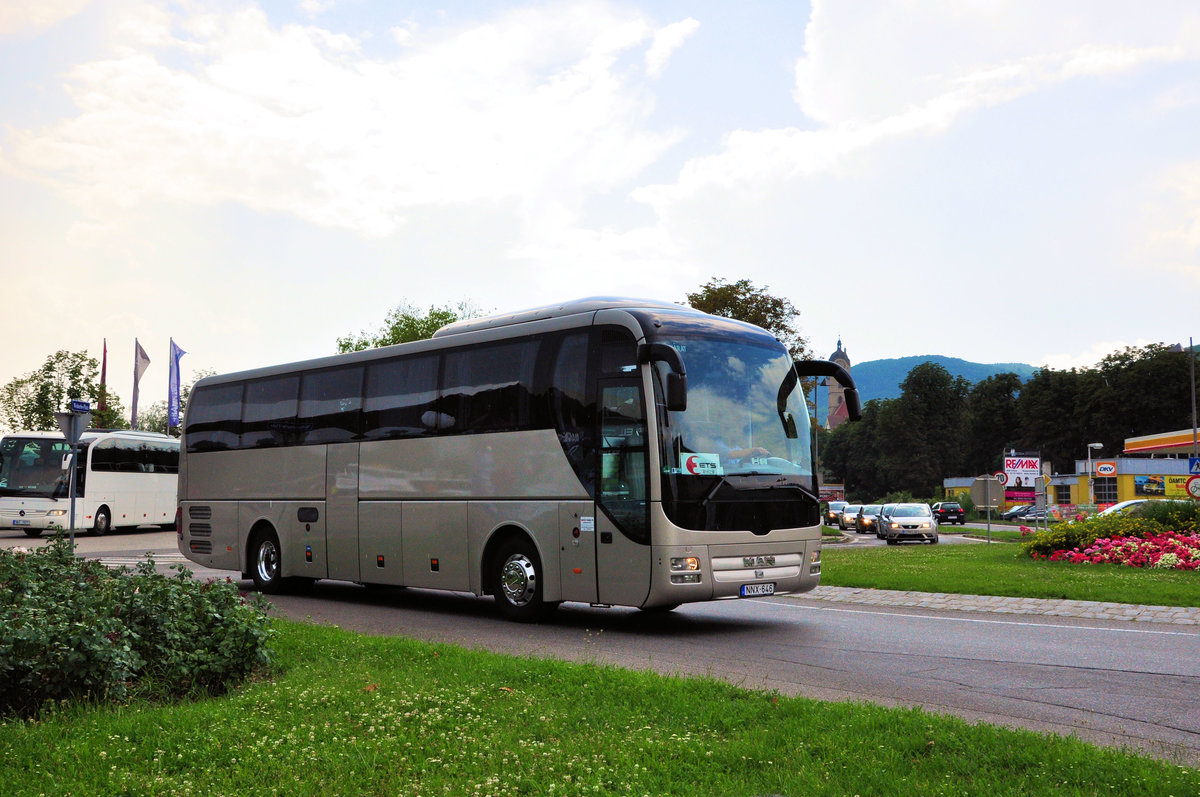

5,527,1198,766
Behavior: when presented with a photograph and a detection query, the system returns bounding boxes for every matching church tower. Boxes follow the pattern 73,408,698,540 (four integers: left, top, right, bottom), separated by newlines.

826,338,852,429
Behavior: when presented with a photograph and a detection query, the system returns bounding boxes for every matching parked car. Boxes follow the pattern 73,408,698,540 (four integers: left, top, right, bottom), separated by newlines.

1097,499,1148,517
824,501,848,526
930,501,965,525
1016,506,1047,521
879,503,938,544
855,504,883,534
838,504,862,531
875,503,897,539
1000,504,1032,520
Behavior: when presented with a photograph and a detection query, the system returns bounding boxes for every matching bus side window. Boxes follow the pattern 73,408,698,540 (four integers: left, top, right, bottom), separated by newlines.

241,377,300,449
362,355,439,440
186,384,244,452
550,331,595,493
300,366,363,444
442,340,538,434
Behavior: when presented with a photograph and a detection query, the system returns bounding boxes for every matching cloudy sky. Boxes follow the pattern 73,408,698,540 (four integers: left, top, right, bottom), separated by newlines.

3,0,1199,413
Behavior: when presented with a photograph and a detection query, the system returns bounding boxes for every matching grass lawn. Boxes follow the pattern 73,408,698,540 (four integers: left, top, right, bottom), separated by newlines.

819,540,1200,606
1,620,1195,796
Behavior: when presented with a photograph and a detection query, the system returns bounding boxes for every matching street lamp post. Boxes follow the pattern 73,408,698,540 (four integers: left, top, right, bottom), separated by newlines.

1086,442,1103,505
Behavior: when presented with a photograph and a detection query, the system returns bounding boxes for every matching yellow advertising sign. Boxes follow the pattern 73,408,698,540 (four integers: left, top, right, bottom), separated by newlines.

1165,476,1194,499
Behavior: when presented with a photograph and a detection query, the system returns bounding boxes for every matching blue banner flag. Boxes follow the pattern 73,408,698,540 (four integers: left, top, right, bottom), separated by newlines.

168,339,187,427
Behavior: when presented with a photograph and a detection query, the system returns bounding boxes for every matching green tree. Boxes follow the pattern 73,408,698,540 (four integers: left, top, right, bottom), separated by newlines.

685,278,812,360
963,372,1022,475
337,300,485,353
0,351,126,432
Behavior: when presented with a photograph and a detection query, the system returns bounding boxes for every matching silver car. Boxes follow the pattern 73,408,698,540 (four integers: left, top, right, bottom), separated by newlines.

879,503,938,544
838,504,862,531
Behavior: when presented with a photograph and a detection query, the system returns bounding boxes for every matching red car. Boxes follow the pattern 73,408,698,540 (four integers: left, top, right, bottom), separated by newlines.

931,502,965,525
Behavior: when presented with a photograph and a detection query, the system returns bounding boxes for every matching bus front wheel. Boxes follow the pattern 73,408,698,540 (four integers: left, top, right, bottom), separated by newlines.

250,529,286,594
492,538,557,623
23,528,43,538
92,507,111,537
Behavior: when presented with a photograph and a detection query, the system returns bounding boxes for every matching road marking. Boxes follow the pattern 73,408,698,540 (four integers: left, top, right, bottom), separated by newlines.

752,599,1200,638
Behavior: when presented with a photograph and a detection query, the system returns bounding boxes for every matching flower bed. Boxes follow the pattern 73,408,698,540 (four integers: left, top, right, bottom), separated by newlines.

1036,531,1200,570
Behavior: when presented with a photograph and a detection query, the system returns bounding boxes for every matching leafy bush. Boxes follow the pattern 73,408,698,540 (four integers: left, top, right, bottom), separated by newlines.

1134,500,1200,533
0,535,273,718
1020,514,1167,558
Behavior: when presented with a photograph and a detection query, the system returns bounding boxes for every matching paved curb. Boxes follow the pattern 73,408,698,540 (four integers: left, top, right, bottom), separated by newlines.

802,586,1200,626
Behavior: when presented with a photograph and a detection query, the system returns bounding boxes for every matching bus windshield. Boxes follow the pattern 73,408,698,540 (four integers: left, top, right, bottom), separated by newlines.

0,437,73,498
658,336,813,485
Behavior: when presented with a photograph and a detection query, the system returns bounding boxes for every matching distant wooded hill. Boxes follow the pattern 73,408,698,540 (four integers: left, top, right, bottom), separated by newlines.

816,355,1038,412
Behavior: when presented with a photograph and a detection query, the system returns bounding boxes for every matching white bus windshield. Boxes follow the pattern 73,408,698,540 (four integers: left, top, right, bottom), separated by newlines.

660,337,813,482
0,437,73,498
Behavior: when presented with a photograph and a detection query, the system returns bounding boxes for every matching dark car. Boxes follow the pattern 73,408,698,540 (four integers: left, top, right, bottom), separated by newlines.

824,501,848,526
1000,503,1032,520
931,501,965,525
855,504,883,534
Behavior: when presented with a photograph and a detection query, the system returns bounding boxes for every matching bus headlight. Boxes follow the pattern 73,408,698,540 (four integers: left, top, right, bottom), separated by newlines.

47,509,67,517
670,573,701,584
670,557,700,572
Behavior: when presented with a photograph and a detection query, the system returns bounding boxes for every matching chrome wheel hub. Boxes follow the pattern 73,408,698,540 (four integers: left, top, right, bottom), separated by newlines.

500,554,537,606
256,541,279,583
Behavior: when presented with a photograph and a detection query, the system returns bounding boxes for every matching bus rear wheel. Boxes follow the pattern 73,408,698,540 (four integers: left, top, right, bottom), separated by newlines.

250,528,286,594
92,507,111,537
491,538,557,623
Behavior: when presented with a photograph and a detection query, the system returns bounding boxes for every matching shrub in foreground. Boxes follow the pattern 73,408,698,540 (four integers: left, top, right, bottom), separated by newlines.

0,535,273,717
1020,514,1166,558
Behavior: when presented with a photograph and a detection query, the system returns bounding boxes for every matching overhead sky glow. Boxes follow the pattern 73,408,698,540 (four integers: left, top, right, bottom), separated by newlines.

2,0,1199,416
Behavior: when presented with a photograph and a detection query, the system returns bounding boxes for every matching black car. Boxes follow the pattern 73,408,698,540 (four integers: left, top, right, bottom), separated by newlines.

931,502,965,525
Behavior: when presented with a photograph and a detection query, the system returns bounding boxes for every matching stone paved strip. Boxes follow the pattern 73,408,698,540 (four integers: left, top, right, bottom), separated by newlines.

798,586,1200,625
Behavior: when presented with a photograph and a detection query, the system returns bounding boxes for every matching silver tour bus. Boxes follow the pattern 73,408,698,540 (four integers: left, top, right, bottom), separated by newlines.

176,298,859,621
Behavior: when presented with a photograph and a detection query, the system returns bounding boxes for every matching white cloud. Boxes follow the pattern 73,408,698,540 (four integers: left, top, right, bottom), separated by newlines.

0,0,90,36
644,17,698,78
2,3,683,238
1134,161,1200,282
1039,339,1157,371
635,1,1200,212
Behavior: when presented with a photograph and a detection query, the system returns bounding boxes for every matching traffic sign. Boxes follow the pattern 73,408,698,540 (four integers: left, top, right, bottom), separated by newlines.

1190,457,1200,475
69,399,91,413
993,471,1008,486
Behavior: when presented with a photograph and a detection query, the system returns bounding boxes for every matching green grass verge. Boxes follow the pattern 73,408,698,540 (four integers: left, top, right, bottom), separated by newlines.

1,620,1194,796
820,541,1200,606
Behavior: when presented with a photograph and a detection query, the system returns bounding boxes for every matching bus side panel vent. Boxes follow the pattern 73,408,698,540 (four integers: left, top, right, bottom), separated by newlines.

189,523,212,537
189,506,213,520
189,540,213,554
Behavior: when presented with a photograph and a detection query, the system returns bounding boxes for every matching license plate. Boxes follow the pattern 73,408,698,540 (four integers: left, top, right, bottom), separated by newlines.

741,583,775,597
12,519,30,526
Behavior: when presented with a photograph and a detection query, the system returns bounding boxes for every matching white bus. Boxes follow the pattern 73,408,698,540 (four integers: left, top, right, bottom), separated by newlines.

176,298,860,621
0,429,179,537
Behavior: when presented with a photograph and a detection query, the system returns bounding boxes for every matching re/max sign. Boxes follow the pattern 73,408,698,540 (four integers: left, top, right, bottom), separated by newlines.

1004,458,1039,470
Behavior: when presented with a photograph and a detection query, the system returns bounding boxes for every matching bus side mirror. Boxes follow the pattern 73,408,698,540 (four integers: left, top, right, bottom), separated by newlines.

666,372,687,412
638,343,688,412
61,454,71,470
782,411,798,439
793,359,862,422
